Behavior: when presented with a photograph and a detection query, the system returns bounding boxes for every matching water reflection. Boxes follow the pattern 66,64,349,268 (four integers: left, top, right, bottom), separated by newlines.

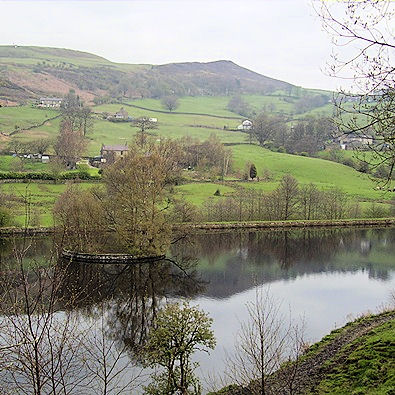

171,228,395,299
0,227,394,392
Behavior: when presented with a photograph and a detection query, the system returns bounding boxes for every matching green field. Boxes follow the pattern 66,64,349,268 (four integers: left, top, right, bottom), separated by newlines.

231,144,385,201
0,155,49,172
0,93,338,157
0,182,98,227
125,96,240,117
0,106,57,133
175,183,236,206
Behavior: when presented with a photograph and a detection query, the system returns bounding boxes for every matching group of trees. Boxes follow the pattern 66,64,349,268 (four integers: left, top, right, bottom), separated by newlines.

55,141,181,256
6,138,51,156
180,134,232,179
250,113,334,156
201,175,369,223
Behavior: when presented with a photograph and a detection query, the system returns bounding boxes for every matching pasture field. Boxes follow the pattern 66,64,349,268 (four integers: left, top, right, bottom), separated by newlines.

0,155,48,172
0,94,342,157
125,96,240,117
0,182,98,227
0,104,247,156
175,183,236,206
0,106,57,133
126,95,336,119
230,144,386,201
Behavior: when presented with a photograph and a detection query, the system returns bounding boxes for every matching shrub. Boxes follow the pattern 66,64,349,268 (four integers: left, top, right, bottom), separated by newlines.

357,161,370,173
342,158,355,167
0,207,12,227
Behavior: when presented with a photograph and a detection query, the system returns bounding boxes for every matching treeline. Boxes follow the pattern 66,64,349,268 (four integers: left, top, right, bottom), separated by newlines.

227,93,330,119
170,175,393,223
250,113,334,156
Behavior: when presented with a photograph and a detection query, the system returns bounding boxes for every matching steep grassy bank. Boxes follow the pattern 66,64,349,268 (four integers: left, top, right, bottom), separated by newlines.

212,310,395,395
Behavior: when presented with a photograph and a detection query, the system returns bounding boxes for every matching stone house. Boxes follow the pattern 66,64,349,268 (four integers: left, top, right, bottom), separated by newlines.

38,97,63,108
100,144,129,164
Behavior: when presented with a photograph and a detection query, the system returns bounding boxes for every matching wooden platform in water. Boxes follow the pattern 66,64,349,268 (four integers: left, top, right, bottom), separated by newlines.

61,250,165,264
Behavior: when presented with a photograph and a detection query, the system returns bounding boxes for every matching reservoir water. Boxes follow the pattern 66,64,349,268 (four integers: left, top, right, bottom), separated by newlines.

1,227,394,392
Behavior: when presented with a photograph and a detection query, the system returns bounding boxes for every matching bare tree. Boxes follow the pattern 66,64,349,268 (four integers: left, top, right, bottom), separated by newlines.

131,117,158,147
315,0,395,181
7,140,26,155
227,95,251,117
225,287,292,395
253,114,287,147
277,175,299,220
0,237,88,395
82,302,145,395
54,118,86,168
161,95,179,112
298,183,321,220
30,138,51,155
78,106,94,136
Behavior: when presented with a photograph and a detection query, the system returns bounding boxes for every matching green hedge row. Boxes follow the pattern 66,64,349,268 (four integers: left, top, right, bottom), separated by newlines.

0,171,101,181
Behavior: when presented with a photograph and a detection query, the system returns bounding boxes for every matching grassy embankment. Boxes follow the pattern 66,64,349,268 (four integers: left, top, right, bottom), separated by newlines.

212,311,395,395
309,314,395,394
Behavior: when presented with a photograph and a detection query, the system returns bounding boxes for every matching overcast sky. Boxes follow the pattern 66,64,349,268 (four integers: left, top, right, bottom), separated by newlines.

0,0,351,90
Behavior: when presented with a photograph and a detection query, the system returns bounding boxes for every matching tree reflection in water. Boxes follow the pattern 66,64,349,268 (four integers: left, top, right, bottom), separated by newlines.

0,235,204,394
0,227,393,393
57,254,205,357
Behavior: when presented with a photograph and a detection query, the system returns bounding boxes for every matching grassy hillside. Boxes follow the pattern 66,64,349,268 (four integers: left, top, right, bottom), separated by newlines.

212,311,395,395
313,318,395,394
231,144,383,200
0,45,304,103
0,106,57,133
0,45,146,71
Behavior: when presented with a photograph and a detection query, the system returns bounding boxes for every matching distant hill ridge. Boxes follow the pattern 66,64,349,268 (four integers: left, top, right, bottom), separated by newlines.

0,45,294,103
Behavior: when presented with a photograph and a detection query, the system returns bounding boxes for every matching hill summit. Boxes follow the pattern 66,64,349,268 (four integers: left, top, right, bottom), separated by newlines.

0,45,293,103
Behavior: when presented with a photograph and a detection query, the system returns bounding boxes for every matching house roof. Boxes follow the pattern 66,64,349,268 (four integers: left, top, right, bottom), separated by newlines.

101,144,129,152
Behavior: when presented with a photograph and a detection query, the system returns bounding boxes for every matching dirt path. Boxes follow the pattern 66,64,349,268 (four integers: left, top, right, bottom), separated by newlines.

276,311,395,394
227,311,395,394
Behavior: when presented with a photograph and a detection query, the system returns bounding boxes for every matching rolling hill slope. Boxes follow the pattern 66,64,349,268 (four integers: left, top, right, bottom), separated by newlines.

0,45,330,105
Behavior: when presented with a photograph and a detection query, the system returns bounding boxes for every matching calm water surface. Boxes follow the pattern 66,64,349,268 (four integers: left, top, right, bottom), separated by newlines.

1,227,394,391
